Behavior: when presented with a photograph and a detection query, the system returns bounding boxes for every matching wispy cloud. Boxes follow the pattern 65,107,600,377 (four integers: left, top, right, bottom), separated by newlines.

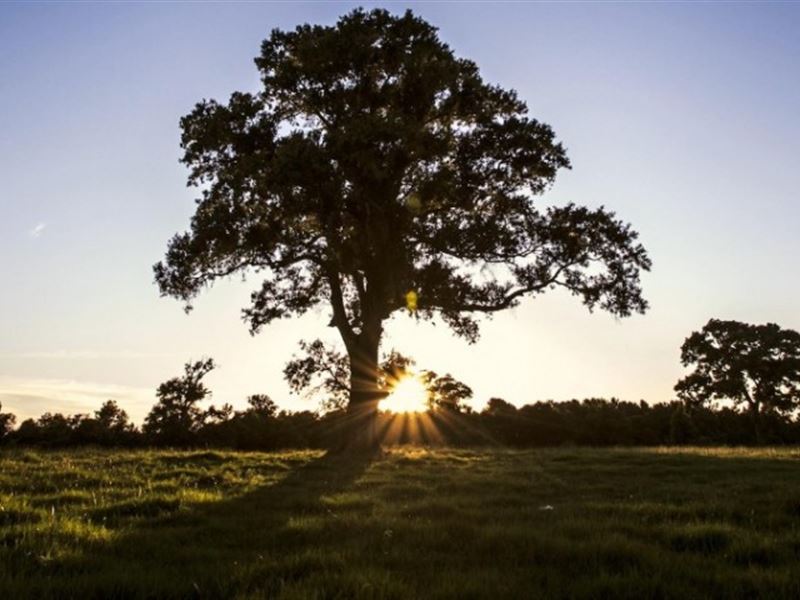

28,222,46,238
0,376,155,424
0,350,177,360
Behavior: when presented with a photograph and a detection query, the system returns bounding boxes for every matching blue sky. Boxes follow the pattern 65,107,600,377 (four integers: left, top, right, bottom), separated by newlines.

1,2,799,422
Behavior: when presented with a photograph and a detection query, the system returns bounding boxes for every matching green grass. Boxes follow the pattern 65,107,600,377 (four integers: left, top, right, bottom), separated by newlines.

2,446,800,598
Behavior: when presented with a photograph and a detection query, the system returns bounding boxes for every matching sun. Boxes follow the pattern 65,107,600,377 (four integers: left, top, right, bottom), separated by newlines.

380,374,429,413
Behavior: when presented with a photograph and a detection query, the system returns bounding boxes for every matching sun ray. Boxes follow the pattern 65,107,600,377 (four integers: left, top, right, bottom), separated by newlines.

381,413,405,445
417,411,445,444
405,411,423,442
432,409,500,446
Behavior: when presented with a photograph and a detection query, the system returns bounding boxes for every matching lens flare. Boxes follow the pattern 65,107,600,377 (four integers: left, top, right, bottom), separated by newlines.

380,375,429,413
405,290,418,312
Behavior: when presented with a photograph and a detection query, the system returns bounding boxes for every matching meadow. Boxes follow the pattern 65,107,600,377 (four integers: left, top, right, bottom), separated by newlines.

1,446,799,599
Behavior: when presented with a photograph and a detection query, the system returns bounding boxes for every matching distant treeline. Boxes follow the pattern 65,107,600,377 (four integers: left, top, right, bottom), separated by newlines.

2,317,796,449
2,397,799,449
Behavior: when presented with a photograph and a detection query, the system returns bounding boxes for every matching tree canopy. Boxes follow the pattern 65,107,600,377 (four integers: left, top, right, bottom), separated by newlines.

154,8,651,423
144,358,216,443
675,319,800,439
0,402,16,441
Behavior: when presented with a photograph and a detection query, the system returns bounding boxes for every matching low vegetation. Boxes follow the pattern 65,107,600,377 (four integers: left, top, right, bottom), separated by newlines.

4,396,800,450
2,447,800,598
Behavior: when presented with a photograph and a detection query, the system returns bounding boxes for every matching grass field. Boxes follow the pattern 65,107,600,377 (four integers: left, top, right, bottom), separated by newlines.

1,446,800,599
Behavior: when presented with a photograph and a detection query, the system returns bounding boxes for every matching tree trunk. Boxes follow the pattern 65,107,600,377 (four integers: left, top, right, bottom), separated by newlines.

342,326,384,451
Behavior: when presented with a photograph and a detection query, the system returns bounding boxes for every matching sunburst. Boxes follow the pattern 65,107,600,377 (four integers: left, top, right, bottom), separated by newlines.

379,374,429,413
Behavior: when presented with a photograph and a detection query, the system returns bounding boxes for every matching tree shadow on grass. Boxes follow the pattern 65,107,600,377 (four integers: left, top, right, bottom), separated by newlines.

11,448,800,599
47,450,376,599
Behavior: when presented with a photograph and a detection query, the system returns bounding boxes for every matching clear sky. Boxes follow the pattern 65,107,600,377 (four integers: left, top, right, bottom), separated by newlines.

1,2,798,423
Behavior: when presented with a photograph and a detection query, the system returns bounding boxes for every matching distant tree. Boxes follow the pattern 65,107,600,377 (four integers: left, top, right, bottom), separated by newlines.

675,319,800,441
67,400,138,446
203,403,234,425
36,412,76,446
154,8,651,448
95,400,133,434
284,338,470,418
283,339,419,411
14,418,39,444
7,394,800,449
480,398,522,444
483,397,518,417
0,402,16,441
247,394,278,417
284,339,350,411
144,358,216,444
422,372,473,412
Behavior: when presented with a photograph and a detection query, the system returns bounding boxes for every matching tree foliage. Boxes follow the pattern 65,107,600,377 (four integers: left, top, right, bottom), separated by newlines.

0,402,16,441
144,358,216,443
95,400,134,434
283,339,350,410
675,319,800,438
283,338,472,412
5,396,800,449
154,8,651,413
247,394,278,418
283,339,416,410
423,371,473,412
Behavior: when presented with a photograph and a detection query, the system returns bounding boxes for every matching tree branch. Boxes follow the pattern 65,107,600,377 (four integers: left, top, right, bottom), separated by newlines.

326,268,356,346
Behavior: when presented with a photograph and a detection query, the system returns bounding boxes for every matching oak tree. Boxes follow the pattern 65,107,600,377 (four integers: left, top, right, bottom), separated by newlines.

144,358,216,444
155,9,650,446
675,319,800,440
0,402,15,440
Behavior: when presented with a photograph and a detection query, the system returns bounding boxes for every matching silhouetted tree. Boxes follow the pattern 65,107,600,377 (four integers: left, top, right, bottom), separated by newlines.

247,394,278,417
284,339,422,412
154,8,651,447
3,394,800,448
675,319,800,442
283,338,471,420
203,403,234,424
284,339,350,411
0,402,15,441
13,418,40,444
96,400,133,433
36,412,76,446
483,398,518,417
423,371,473,412
66,400,138,446
144,358,216,445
